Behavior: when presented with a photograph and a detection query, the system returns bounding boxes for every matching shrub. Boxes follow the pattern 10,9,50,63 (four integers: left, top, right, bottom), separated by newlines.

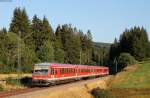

0,84,4,91
20,77,32,87
6,77,21,86
118,53,136,65
91,87,115,98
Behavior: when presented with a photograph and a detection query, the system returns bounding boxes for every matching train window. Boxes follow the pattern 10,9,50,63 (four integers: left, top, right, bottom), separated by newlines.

34,69,48,75
69,68,71,73
70,68,72,73
55,69,57,75
63,68,64,74
60,69,62,74
67,68,69,73
66,68,67,73
66,68,68,74
65,68,67,74
63,68,65,74
68,68,70,73
51,68,54,75
61,68,63,74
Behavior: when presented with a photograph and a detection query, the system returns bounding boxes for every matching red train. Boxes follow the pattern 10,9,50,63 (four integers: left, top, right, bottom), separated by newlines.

32,63,109,85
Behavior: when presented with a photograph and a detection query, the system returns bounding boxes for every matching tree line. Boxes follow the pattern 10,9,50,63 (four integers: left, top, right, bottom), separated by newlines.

0,8,108,73
109,26,150,73
1,7,149,74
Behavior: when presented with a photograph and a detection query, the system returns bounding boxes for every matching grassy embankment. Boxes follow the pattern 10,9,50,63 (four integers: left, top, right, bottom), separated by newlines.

0,74,32,91
109,60,150,98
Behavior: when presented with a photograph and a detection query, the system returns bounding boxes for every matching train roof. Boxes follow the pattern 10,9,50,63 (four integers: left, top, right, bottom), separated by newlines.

35,63,108,69
35,63,53,66
35,63,76,66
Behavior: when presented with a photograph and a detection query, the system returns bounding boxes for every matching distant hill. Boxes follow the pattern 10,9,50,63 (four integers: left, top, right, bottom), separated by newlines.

93,42,111,48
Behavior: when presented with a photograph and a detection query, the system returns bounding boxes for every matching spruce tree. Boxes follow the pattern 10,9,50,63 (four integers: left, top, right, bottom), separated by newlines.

54,25,65,63
9,8,30,39
31,15,54,62
42,16,55,42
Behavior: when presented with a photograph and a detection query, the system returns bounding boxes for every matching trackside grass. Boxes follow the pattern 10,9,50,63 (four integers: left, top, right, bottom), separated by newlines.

109,60,150,98
110,61,150,88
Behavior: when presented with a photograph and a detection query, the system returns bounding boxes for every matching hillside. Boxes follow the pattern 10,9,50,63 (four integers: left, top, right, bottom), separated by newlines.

109,60,150,98
93,42,111,48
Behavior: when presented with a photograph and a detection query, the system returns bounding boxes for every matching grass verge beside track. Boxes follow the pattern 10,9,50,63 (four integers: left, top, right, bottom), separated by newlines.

109,60,150,98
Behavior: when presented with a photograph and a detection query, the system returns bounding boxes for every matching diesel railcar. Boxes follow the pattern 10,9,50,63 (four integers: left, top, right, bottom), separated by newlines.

32,63,109,85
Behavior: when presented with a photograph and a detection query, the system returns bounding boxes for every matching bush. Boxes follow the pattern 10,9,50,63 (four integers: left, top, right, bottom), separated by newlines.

6,77,21,86
20,77,32,87
0,84,4,91
91,87,115,98
118,53,136,65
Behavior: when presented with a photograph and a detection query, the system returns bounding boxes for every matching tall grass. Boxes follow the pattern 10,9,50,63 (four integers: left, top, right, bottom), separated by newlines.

111,60,150,88
0,84,4,91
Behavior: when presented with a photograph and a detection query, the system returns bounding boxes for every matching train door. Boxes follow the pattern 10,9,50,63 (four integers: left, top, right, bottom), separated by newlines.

57,68,60,78
50,67,54,78
75,67,78,76
53,68,61,78
54,68,58,78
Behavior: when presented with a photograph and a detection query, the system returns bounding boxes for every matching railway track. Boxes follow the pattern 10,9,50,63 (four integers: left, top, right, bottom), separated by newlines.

0,87,45,98
0,76,108,98
0,79,81,98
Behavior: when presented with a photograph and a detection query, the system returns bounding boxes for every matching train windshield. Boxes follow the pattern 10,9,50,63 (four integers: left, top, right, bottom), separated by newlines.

34,69,48,75
33,65,49,76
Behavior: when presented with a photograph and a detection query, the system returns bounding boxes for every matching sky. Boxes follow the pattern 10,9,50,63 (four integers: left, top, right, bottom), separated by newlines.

0,0,150,43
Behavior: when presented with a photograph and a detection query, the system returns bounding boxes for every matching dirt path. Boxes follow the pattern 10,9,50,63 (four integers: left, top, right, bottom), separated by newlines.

7,76,112,98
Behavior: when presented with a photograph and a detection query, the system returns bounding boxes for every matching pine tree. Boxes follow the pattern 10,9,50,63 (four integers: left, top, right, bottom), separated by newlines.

42,40,54,62
54,25,65,63
71,31,81,64
86,30,93,64
9,8,30,39
42,16,55,42
109,38,120,60
31,15,54,62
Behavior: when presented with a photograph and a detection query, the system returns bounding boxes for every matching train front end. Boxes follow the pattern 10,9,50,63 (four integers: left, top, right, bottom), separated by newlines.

32,63,51,86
